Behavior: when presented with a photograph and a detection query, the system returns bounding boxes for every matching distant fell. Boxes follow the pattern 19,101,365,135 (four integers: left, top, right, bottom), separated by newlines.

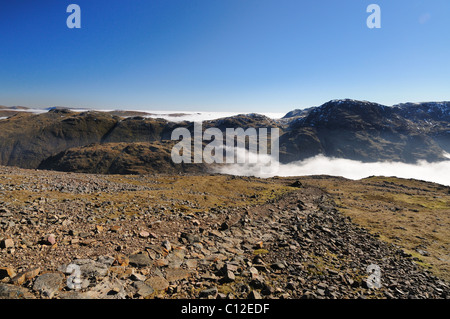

0,99,449,174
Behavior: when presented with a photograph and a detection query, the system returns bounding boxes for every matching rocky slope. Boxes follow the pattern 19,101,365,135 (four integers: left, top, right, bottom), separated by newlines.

38,141,207,175
0,167,448,299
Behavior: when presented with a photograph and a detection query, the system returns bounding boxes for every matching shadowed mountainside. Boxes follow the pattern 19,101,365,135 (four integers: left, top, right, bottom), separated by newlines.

280,99,450,163
0,99,449,174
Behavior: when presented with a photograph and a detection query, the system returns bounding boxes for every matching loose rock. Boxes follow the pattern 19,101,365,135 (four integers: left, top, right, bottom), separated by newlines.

33,273,64,298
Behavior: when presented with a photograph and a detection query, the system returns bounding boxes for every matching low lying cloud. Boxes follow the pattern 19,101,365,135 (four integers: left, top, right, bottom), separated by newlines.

214,154,450,186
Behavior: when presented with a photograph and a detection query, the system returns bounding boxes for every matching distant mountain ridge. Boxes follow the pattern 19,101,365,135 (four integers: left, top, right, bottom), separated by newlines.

0,99,449,174
284,99,450,122
280,99,450,163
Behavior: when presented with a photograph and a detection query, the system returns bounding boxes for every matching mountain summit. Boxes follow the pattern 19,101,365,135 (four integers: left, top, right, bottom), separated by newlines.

280,99,449,163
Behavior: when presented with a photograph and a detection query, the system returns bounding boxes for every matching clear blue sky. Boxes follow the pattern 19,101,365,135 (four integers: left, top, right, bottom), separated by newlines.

0,0,449,113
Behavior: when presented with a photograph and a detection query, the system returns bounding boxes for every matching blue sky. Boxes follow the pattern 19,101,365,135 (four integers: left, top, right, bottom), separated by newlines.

0,0,449,113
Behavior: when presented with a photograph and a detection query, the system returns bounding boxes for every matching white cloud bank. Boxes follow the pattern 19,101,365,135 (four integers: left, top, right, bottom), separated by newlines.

0,107,286,122
215,154,450,186
141,111,286,122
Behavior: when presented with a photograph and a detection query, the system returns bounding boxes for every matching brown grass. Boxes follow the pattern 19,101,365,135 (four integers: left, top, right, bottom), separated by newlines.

297,175,450,280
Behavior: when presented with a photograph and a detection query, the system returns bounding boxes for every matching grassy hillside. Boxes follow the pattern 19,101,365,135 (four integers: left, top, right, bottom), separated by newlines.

296,175,450,280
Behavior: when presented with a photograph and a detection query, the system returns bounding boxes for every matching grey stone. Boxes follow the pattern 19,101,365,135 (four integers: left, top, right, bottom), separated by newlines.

165,268,190,282
33,272,64,298
71,259,109,277
181,232,200,244
130,273,147,281
185,259,198,269
0,283,34,299
317,288,326,296
58,291,90,299
317,282,328,290
85,277,126,299
224,270,235,282
129,253,153,268
79,232,91,238
145,276,169,291
0,238,14,249
133,281,154,297
97,255,115,267
224,263,239,272
271,262,286,270
167,253,183,268
199,287,218,298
